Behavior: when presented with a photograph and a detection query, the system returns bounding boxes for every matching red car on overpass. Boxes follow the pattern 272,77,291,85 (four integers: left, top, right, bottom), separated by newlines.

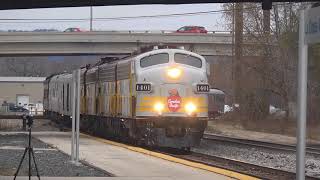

176,26,208,33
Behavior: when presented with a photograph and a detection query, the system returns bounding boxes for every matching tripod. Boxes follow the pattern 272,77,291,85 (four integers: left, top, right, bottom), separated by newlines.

14,116,40,180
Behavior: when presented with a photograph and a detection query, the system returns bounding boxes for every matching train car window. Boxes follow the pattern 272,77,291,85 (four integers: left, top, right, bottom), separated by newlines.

67,84,70,111
174,53,202,68
140,53,169,68
213,94,224,104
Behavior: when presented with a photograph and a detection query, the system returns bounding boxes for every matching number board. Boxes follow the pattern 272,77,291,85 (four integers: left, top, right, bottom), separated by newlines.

197,84,209,92
136,83,151,92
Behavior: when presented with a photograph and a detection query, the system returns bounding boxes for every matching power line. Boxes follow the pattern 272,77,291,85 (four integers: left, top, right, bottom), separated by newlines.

0,18,87,21
0,20,87,23
0,6,262,22
0,9,225,22
94,9,228,21
0,2,303,23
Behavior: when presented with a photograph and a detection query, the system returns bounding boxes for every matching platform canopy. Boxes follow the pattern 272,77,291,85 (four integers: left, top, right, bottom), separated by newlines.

0,0,315,10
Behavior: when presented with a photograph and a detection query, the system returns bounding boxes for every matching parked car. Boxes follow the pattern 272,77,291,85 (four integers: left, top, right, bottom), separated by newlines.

9,105,29,113
176,26,208,33
64,28,85,32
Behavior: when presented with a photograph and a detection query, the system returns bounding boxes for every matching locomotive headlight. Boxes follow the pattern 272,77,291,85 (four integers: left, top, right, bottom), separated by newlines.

154,102,165,115
185,102,197,115
167,68,181,79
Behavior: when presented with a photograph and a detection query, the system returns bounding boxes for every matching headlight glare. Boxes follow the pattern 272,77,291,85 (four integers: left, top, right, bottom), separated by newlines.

167,68,181,79
154,102,165,115
185,102,197,115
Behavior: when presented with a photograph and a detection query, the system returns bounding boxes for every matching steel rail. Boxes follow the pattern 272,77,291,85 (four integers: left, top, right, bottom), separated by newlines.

203,133,320,156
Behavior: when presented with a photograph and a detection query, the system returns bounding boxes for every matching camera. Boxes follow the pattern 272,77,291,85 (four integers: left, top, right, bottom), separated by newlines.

22,114,34,127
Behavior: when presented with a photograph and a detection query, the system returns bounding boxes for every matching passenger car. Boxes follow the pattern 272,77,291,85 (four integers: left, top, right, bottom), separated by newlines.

176,26,208,33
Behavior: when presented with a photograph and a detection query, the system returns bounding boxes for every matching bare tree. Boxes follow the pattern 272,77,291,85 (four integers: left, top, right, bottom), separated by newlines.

3,57,46,76
221,3,310,121
0,55,102,77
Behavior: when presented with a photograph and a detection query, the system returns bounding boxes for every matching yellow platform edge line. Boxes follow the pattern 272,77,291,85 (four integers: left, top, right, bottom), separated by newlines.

80,133,260,180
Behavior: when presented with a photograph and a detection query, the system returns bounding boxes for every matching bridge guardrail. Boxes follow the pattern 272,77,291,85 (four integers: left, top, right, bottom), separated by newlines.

1,30,233,34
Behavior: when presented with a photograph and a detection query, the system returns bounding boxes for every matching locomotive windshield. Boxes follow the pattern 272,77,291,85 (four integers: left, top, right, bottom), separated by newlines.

140,53,169,68
174,53,202,68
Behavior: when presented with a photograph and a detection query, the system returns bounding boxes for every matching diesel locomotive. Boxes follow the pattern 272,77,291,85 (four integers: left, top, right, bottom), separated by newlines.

44,47,210,149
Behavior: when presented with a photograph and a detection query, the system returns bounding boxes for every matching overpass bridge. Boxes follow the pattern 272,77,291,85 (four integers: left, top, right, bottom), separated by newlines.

0,31,237,56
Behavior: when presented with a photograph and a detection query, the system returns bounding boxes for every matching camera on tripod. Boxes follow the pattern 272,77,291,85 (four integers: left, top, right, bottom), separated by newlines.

15,114,40,180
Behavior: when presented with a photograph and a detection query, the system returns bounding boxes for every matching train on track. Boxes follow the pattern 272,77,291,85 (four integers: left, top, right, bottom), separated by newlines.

44,47,210,149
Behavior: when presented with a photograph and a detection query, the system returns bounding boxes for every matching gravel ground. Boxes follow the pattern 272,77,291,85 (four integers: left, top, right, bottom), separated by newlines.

0,119,61,132
0,134,51,149
192,139,320,178
0,134,110,177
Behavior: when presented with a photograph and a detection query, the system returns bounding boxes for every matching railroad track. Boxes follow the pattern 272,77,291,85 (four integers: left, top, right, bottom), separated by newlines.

203,133,320,156
169,152,317,180
159,148,318,179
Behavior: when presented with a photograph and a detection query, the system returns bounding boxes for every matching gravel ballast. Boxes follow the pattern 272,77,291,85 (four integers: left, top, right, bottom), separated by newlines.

193,139,320,178
0,134,110,177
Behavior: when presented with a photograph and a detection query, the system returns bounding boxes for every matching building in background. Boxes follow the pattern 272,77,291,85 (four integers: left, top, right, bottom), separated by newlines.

0,77,45,114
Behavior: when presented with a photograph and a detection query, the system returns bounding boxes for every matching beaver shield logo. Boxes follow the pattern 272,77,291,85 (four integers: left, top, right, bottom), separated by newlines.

167,89,182,112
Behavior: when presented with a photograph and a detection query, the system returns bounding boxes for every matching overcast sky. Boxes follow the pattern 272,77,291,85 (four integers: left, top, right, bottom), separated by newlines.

0,4,227,31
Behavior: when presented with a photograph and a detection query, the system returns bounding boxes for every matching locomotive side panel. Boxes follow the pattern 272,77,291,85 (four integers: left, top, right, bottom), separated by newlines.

57,79,63,114
99,63,117,116
116,60,133,118
85,67,98,115
80,69,87,114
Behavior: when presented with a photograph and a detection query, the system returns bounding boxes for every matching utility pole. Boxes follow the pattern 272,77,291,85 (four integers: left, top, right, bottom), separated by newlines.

71,69,80,165
231,3,235,103
90,6,93,31
234,3,243,106
263,10,270,34
262,1,272,116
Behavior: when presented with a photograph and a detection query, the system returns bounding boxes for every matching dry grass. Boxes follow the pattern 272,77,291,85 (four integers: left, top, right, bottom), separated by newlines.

208,112,320,141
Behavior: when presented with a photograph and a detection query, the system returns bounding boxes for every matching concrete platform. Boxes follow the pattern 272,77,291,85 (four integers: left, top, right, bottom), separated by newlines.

30,131,235,180
0,177,174,180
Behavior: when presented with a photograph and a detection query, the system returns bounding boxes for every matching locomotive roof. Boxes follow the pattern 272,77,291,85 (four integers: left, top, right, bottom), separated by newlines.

137,48,203,57
98,48,202,65
46,48,204,80
49,73,72,81
209,88,225,95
